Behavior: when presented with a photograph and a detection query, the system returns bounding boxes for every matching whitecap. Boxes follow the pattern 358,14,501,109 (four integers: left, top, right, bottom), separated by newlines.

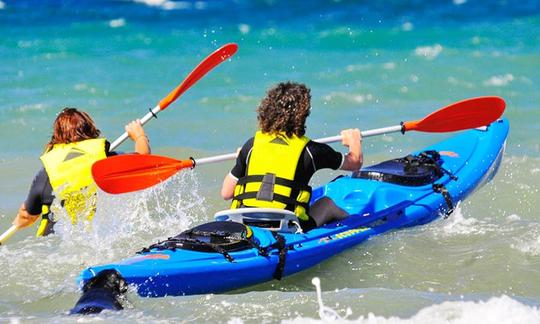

0,1,5,10
283,294,540,324
346,63,372,72
109,18,126,28
511,225,540,256
483,74,514,87
132,0,192,10
402,22,413,31
414,44,443,60
383,62,396,70
17,103,47,113
238,24,250,35
323,92,373,104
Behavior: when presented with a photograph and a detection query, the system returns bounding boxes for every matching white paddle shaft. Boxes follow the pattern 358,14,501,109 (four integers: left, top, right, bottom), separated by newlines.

109,104,162,151
0,225,18,245
195,124,403,166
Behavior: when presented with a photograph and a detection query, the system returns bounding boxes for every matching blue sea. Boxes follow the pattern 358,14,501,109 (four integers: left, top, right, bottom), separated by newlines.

1,0,540,322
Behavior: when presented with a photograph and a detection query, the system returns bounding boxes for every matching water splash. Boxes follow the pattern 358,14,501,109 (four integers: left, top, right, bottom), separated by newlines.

0,170,207,307
430,202,498,237
284,293,540,324
511,224,540,256
311,277,352,321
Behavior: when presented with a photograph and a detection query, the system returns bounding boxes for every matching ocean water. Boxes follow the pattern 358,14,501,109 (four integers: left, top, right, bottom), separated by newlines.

1,0,540,322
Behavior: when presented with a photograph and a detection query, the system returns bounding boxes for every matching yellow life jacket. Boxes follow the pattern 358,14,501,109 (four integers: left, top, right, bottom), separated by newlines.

231,131,312,221
40,138,107,224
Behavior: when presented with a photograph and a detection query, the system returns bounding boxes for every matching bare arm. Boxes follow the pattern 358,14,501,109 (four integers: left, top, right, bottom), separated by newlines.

13,203,40,229
221,174,238,200
340,128,363,171
125,119,151,154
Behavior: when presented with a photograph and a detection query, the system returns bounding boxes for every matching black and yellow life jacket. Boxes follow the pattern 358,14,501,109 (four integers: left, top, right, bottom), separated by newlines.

231,131,312,221
40,138,107,224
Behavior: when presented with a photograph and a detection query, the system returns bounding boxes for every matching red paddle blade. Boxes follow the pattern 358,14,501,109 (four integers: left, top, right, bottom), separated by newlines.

403,96,505,133
92,154,194,194
158,43,238,110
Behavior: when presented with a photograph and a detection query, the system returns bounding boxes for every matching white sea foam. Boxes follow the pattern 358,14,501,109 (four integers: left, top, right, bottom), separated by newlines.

402,22,413,31
414,44,443,60
0,1,5,10
431,203,497,237
16,103,47,113
511,225,540,256
483,74,514,87
132,0,203,10
506,214,521,222
383,62,396,70
324,92,373,104
282,280,540,324
109,18,126,28
441,203,480,235
346,63,372,72
238,24,250,35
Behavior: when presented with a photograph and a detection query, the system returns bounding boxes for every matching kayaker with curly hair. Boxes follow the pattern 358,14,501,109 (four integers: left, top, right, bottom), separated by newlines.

221,82,363,231
13,107,151,235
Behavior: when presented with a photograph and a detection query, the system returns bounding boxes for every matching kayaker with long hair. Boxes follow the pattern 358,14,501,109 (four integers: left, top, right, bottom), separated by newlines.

13,107,151,235
221,82,362,231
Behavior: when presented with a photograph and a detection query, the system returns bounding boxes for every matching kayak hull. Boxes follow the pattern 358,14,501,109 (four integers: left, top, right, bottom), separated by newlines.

79,119,509,297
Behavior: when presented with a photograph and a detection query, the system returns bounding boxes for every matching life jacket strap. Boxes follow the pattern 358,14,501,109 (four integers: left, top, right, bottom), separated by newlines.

236,174,311,192
234,173,311,212
234,192,310,210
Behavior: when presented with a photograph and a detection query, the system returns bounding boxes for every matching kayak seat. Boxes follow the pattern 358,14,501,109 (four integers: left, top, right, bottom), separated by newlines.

214,208,302,233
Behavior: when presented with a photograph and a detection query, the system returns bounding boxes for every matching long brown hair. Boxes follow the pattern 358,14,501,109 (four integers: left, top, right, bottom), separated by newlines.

45,107,101,152
257,82,311,137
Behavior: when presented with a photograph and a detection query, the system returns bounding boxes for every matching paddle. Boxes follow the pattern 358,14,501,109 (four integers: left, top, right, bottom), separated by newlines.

0,44,239,245
109,43,238,150
92,96,506,194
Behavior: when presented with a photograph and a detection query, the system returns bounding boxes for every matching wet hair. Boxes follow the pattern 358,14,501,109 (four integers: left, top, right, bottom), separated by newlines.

45,107,101,152
257,82,311,137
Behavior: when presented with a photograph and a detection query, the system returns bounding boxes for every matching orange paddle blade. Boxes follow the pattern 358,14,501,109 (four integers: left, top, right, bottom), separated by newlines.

403,96,505,133
158,43,238,110
92,154,194,194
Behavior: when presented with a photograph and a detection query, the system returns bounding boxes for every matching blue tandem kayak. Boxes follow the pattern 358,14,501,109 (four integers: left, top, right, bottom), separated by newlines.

78,119,509,298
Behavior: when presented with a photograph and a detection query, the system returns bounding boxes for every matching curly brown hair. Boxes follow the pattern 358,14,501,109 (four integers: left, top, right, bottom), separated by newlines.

257,82,311,137
45,107,101,152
